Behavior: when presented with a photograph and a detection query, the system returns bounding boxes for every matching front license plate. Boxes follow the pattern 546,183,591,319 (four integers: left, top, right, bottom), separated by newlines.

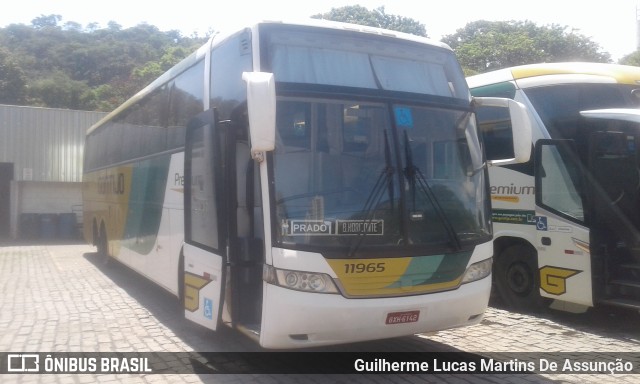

385,310,420,325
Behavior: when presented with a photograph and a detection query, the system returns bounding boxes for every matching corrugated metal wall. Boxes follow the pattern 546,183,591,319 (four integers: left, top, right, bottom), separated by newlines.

0,104,107,182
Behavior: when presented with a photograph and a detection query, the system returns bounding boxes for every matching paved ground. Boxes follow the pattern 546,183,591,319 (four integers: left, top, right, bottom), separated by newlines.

0,244,639,383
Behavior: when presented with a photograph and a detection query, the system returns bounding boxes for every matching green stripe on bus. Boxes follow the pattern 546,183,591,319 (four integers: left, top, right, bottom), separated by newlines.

123,155,171,255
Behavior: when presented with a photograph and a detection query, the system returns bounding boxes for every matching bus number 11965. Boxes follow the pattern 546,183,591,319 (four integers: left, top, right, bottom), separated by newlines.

344,262,386,274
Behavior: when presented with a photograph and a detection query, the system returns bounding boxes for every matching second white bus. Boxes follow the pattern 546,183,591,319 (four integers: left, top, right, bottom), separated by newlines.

469,62,640,313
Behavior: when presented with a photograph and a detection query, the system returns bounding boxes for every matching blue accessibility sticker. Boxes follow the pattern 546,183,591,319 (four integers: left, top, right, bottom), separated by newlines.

204,298,213,320
394,106,414,128
535,216,548,231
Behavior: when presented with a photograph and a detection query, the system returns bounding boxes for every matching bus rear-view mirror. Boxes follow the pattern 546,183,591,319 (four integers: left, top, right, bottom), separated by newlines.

474,97,532,166
243,72,276,158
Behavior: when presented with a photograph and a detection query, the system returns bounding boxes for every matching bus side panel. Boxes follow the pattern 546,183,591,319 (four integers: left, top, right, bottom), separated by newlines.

535,208,593,307
83,153,185,296
82,166,132,253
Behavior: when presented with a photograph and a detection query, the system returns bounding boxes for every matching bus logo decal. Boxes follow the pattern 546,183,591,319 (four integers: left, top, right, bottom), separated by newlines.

184,272,212,312
539,266,581,295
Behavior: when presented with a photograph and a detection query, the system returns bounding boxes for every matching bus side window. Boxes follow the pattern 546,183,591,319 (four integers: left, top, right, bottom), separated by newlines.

168,60,205,150
536,141,585,223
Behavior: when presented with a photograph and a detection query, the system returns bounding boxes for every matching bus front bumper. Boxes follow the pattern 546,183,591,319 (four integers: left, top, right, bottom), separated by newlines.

258,275,490,349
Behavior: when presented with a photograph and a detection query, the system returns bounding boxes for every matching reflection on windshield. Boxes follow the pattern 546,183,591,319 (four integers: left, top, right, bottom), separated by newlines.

272,98,491,256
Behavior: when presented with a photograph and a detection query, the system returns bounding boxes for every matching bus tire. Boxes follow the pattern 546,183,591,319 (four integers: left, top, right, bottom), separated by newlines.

494,244,548,312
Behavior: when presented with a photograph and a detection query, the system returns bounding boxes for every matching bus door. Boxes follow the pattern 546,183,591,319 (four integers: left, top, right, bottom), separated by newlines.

229,139,264,332
534,139,593,308
183,109,227,330
585,121,640,302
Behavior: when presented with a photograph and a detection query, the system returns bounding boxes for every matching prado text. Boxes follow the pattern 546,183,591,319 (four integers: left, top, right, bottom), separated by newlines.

353,358,636,374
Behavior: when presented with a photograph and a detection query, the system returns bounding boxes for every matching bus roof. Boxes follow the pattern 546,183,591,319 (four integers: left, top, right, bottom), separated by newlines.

249,18,450,48
87,19,452,136
467,62,640,89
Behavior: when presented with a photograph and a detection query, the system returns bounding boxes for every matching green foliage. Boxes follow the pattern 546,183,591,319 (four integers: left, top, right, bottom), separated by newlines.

619,51,640,67
28,70,92,109
0,11,630,111
31,14,62,29
0,47,27,104
0,15,208,111
312,6,427,37
442,20,611,73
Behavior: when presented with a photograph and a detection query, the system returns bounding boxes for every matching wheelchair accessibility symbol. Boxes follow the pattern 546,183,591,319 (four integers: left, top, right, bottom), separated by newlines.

204,298,213,320
394,106,414,128
535,216,548,231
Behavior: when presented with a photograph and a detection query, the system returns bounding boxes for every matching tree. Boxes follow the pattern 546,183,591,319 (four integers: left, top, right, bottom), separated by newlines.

442,20,611,73
0,48,27,104
62,21,83,32
107,21,122,32
31,14,62,29
0,19,208,111
312,6,427,37
619,51,640,67
28,70,92,109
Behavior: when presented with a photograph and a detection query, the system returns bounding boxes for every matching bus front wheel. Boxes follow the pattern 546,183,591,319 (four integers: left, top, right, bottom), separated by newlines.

494,244,548,312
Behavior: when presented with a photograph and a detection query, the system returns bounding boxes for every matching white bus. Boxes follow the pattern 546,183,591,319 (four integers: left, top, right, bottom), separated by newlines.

83,19,531,348
469,62,640,313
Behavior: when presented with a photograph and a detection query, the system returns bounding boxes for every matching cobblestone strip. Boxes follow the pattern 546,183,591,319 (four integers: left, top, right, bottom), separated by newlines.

424,307,640,383
0,246,192,353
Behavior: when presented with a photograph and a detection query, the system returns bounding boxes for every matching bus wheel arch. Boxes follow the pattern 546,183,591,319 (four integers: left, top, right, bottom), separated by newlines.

493,240,548,312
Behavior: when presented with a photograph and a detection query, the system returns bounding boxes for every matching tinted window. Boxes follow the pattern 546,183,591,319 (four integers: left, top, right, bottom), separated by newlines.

210,30,253,120
525,84,640,140
168,60,205,149
86,61,205,171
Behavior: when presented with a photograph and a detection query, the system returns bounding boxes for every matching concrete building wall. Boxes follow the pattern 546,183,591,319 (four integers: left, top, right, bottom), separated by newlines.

0,104,108,240
0,104,107,182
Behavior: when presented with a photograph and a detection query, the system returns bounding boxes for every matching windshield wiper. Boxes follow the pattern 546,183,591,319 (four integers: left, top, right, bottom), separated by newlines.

403,131,462,251
348,130,395,257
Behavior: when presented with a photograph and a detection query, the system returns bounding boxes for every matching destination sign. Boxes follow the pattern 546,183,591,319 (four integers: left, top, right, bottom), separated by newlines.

285,219,384,236
337,220,384,235
288,220,333,236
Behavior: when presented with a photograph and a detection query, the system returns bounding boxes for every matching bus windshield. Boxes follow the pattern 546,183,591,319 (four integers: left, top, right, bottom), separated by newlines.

272,98,491,256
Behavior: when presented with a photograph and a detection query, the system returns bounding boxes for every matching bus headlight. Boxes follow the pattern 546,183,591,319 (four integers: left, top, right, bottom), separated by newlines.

461,258,492,284
263,265,339,294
